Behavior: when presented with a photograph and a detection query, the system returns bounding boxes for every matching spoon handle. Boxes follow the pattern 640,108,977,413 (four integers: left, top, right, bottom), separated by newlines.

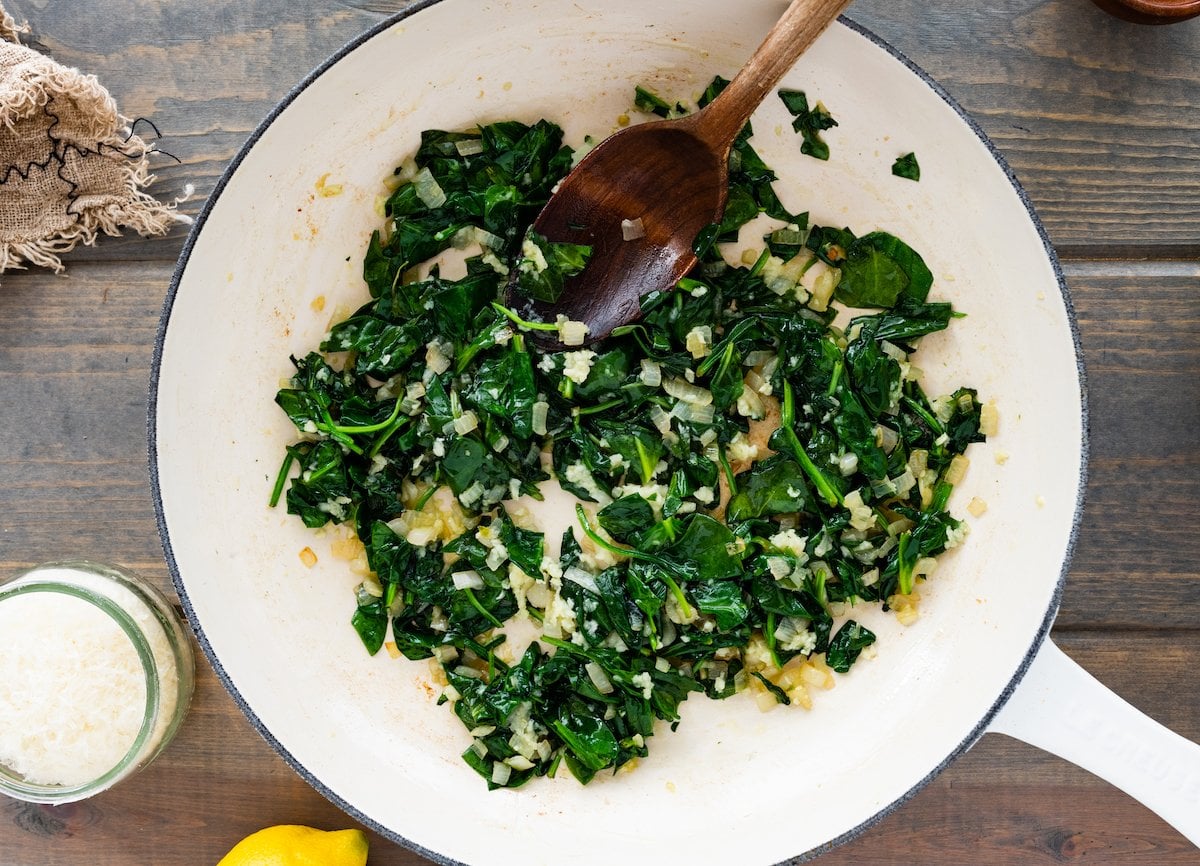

692,0,851,150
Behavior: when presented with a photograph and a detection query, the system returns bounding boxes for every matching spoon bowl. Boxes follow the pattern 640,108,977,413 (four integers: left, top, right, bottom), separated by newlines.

507,117,726,343
505,0,851,345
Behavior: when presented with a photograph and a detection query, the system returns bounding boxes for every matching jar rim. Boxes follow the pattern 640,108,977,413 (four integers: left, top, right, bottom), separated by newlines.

0,571,162,803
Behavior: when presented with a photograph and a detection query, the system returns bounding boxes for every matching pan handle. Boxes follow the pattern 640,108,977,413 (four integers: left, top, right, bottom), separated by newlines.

987,639,1200,846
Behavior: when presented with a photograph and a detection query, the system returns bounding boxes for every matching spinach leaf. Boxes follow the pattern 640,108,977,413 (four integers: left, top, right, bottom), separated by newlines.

691,581,750,630
845,324,901,419
514,231,593,304
351,593,388,655
442,436,509,499
860,231,934,304
836,244,909,308
752,672,792,705
551,701,620,777
778,89,837,161
727,455,810,522
633,85,684,118
667,515,744,580
284,440,353,527
892,152,920,181
325,316,422,377
826,620,876,672
598,495,656,544
852,299,956,343
496,513,545,577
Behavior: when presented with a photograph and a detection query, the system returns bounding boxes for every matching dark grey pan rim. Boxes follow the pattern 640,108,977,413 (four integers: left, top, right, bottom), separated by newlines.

147,5,1088,864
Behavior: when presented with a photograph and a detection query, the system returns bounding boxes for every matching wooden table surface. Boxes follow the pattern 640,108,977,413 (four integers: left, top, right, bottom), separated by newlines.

2,0,1198,863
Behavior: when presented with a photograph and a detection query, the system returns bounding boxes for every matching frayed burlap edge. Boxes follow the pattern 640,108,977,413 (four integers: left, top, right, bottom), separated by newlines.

0,2,191,277
0,4,25,44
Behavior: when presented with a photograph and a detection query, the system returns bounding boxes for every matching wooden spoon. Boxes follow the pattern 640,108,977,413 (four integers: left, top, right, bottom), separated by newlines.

505,0,851,346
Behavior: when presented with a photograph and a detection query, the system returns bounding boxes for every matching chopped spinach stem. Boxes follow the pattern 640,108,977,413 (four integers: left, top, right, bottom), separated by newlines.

718,446,738,497
901,394,944,435
318,408,365,454
574,504,696,619
412,485,438,512
576,398,624,416
491,301,559,332
764,611,782,670
782,382,841,507
367,415,407,458
463,587,505,629
827,359,844,397
271,85,988,790
268,451,294,508
331,399,405,434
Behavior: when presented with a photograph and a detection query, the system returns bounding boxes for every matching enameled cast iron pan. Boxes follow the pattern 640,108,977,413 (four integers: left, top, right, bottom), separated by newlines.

151,2,1200,861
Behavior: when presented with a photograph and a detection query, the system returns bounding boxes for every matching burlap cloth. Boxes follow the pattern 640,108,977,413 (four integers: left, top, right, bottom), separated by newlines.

0,3,187,276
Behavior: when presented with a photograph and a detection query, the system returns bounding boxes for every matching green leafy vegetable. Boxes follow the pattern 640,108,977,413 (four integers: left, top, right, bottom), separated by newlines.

778,89,838,161
826,621,877,672
515,231,593,304
271,80,987,791
892,152,920,181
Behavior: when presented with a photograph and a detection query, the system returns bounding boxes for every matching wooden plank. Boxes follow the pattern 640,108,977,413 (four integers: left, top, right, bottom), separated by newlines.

1057,264,1200,628
0,631,1193,865
3,0,1197,259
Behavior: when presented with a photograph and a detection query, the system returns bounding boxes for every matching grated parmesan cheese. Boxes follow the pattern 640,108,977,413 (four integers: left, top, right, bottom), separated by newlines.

0,565,184,790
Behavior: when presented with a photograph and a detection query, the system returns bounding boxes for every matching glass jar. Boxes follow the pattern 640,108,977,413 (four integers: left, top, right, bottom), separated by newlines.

0,561,195,803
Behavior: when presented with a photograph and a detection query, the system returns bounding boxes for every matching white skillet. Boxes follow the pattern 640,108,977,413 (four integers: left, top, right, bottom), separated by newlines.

150,1,1200,861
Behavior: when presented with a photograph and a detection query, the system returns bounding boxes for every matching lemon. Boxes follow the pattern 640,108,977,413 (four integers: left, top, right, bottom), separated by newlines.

216,825,369,866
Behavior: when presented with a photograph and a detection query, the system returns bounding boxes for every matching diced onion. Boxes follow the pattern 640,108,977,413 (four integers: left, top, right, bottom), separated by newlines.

871,477,897,498
453,410,479,435
413,167,447,209
663,378,713,406
454,138,484,156
980,401,1000,436
685,326,712,359
875,424,900,453
621,217,646,241
945,454,970,485
585,662,615,694
491,761,512,785
639,358,662,387
557,317,589,346
770,227,808,247
531,401,549,436
649,404,672,435
892,468,917,496
563,566,600,595
452,570,484,590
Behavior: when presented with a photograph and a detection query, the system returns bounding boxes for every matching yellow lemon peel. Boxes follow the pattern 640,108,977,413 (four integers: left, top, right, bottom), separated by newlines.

216,825,368,866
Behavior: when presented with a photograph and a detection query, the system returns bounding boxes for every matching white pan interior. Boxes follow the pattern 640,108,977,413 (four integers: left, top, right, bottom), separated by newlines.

152,1,1084,863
